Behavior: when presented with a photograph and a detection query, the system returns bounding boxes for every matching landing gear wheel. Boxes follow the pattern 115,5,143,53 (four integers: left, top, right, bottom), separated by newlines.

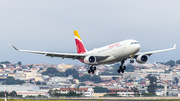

122,66,126,70
92,70,94,74
117,69,121,73
120,66,123,71
94,67,96,70
88,70,91,74
90,66,93,70
130,60,134,63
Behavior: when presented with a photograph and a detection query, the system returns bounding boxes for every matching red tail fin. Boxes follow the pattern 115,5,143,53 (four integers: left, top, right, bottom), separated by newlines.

74,30,87,54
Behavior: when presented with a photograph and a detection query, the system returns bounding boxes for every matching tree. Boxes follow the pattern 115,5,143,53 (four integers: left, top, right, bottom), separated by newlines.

48,89,55,97
90,75,101,83
66,91,81,97
42,67,64,77
42,82,46,85
176,60,180,64
3,76,16,85
79,83,86,86
9,91,17,97
131,87,140,96
93,86,109,93
79,74,91,82
36,81,41,85
173,77,179,85
125,64,135,72
0,91,9,97
0,64,3,69
17,61,22,66
147,76,157,95
1,61,10,64
165,60,175,67
2,76,25,85
79,74,101,83
65,69,79,79
112,77,118,80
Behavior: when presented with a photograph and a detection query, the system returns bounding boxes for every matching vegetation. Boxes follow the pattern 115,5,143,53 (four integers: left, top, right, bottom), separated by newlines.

0,61,10,64
131,87,140,96
78,83,86,86
173,77,179,85
176,59,180,64
103,94,119,97
165,60,175,67
93,86,109,93
2,76,25,85
0,64,3,69
24,95,48,98
36,81,41,85
125,64,135,72
9,91,17,97
79,74,101,83
42,67,65,77
17,61,22,66
0,91,22,98
48,89,82,97
65,69,79,79
147,76,157,95
142,93,154,97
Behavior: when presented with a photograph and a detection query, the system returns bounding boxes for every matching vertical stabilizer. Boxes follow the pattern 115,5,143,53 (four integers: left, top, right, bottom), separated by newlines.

74,30,87,54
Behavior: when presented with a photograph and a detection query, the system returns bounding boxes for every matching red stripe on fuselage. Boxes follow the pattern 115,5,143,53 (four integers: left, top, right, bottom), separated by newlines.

75,39,86,54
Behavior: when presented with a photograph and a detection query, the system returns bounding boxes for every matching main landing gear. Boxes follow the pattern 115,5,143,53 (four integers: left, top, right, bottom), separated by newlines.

117,59,126,73
88,66,96,74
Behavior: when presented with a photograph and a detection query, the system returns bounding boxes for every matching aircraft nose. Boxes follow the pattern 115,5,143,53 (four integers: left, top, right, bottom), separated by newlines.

136,44,140,52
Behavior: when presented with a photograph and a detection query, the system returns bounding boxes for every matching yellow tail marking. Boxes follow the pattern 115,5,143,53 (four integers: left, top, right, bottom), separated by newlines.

74,30,82,40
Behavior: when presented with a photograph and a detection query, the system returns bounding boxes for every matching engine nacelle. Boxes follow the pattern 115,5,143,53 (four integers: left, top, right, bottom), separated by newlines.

83,56,96,64
136,55,148,64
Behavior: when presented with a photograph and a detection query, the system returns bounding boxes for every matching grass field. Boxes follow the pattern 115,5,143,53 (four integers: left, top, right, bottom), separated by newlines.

1,99,180,101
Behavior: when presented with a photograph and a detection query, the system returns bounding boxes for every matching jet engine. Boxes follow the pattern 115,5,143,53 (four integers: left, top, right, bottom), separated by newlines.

136,55,148,64
83,56,96,64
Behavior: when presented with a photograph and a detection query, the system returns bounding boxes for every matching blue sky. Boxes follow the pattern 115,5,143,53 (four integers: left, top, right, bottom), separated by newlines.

0,0,179,65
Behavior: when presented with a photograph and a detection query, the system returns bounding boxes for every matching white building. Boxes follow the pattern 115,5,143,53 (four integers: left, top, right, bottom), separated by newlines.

16,90,49,97
0,85,39,92
109,89,136,97
47,77,71,85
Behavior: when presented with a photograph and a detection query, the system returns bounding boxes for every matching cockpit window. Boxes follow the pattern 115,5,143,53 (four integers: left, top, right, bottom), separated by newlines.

131,42,139,44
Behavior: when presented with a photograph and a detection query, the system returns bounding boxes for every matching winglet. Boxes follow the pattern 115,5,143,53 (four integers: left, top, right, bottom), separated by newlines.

12,45,19,51
173,44,176,49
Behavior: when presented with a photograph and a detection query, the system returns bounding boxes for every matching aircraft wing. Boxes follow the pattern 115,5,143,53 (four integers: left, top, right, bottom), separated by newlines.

136,44,176,56
12,45,110,60
12,45,85,59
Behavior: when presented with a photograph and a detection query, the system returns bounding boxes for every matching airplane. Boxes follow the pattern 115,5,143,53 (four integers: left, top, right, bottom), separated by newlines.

12,30,176,74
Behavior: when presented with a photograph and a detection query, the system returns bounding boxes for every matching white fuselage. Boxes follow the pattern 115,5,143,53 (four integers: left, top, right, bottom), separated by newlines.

84,39,140,65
